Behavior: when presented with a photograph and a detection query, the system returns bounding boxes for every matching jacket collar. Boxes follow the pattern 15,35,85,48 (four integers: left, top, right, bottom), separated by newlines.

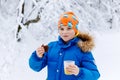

58,36,80,48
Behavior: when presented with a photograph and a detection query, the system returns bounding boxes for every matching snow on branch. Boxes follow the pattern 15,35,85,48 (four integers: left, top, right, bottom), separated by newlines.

17,0,24,17
32,0,38,6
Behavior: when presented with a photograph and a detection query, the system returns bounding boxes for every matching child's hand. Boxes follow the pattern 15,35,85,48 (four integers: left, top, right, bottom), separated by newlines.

66,64,80,76
36,46,45,58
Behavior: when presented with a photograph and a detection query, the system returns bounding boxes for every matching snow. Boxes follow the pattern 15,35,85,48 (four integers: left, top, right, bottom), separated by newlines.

0,0,120,80
93,32,120,80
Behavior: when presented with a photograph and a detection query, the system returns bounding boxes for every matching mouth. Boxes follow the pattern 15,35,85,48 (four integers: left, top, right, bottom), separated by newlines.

63,35,69,38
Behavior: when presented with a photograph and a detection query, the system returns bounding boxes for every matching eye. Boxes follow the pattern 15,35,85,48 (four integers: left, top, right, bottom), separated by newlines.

59,27,64,31
67,27,72,30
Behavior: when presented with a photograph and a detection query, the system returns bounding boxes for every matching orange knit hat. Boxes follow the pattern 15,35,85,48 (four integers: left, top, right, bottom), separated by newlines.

58,12,79,35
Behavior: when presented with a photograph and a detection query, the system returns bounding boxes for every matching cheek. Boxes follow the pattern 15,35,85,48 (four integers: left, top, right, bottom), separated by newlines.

71,34,75,38
68,32,75,39
70,31,75,36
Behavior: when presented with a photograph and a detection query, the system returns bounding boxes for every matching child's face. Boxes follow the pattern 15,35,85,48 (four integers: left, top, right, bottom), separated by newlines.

58,26,75,42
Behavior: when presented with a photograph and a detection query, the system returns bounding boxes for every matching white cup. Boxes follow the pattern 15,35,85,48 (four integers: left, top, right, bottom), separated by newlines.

64,60,75,75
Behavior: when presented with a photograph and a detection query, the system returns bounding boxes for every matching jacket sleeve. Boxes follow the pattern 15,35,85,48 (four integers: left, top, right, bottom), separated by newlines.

29,51,48,72
77,52,100,80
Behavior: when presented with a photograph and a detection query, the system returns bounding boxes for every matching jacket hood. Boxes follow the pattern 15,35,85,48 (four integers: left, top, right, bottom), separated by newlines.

77,32,94,52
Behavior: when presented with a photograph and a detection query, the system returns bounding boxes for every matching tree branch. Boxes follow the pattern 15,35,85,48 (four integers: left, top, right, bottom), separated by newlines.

24,15,40,26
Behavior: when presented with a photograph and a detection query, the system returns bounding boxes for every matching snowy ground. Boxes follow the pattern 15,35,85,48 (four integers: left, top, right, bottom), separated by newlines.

94,31,120,80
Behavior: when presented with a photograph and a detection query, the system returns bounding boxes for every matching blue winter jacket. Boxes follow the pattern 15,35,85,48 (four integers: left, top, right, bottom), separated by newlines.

29,36,100,80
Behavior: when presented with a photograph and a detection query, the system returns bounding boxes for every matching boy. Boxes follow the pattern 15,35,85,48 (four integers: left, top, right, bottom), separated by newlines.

29,12,100,80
